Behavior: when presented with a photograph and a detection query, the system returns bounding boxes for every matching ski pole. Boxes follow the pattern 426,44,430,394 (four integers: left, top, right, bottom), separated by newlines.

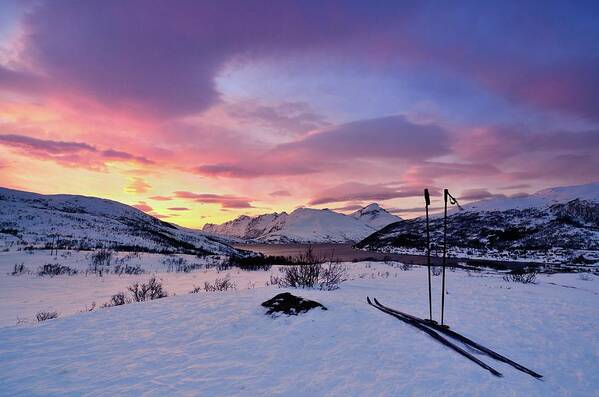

442,189,448,326
424,189,432,322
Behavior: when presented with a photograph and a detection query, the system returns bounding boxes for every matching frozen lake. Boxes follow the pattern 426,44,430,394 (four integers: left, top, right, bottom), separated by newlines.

234,243,543,270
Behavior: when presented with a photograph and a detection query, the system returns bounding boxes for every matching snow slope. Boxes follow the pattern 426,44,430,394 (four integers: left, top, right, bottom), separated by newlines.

350,203,401,229
203,204,399,243
0,263,597,396
358,183,599,263
460,182,599,212
0,187,241,255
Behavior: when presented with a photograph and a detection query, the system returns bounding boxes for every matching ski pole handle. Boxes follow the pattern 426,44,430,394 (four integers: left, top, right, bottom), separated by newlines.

424,189,430,206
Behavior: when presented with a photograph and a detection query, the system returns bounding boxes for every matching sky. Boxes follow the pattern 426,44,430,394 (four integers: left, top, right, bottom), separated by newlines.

0,0,598,228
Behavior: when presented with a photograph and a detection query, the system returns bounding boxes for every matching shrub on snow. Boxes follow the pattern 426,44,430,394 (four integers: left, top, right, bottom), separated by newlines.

36,311,58,322
128,277,168,302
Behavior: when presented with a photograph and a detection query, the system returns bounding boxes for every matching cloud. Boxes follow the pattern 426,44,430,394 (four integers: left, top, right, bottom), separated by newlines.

0,133,95,153
174,191,254,209
148,195,173,201
226,101,330,136
497,184,531,191
194,162,316,178
309,182,427,206
0,133,153,170
269,190,292,197
194,115,451,179
132,201,153,212
149,212,171,219
167,207,190,211
102,149,153,165
125,177,151,194
279,115,450,162
459,189,506,201
4,1,598,123
332,204,364,212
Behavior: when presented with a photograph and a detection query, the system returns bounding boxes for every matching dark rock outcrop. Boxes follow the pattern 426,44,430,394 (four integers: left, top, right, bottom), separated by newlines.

261,293,327,315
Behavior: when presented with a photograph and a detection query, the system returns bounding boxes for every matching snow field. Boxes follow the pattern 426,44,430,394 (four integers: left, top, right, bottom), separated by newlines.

0,252,598,396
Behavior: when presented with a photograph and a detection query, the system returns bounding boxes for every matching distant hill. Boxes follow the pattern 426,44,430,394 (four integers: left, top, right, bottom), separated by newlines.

0,187,242,255
203,204,401,243
356,182,599,264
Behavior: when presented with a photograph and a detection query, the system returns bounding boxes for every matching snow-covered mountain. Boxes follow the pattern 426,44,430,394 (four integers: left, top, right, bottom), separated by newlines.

458,182,599,212
357,182,599,263
0,187,242,255
203,204,400,243
350,203,401,229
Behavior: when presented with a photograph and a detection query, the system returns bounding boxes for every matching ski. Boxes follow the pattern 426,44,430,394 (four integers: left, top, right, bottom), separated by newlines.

373,298,543,379
367,297,503,377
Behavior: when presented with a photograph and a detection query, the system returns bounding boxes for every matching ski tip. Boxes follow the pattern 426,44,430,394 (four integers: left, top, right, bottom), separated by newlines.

366,296,372,304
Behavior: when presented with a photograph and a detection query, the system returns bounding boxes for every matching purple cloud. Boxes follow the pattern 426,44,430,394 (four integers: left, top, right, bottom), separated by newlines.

194,162,316,178
459,189,506,201
0,134,95,154
0,133,153,170
309,182,428,206
280,115,450,162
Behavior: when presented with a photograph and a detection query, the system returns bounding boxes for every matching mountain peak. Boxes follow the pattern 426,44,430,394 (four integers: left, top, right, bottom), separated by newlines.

361,203,383,211
350,203,401,230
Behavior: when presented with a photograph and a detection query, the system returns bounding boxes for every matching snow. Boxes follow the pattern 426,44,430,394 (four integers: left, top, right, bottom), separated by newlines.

0,187,240,256
458,181,599,213
1,251,598,396
350,203,401,230
204,206,391,243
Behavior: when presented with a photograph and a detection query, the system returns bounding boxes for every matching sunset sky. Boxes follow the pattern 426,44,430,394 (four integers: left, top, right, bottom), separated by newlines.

1,1,598,228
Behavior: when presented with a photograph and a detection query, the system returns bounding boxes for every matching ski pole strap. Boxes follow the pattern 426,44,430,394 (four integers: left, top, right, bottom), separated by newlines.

445,190,463,210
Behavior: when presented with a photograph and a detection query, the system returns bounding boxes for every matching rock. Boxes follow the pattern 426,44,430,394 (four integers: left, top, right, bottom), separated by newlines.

261,292,327,315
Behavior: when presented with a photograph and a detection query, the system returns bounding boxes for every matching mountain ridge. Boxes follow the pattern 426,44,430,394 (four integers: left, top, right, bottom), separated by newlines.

356,182,599,264
203,203,401,243
0,187,243,256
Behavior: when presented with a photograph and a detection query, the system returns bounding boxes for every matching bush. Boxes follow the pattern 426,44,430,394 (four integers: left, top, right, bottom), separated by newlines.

38,263,78,277
318,262,348,291
128,277,168,302
90,249,113,268
278,247,348,291
113,263,144,275
502,268,537,284
103,292,127,307
202,277,236,292
102,292,129,307
11,263,28,275
36,311,58,322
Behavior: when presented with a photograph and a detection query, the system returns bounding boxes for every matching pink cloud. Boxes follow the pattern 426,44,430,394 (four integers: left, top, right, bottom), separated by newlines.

269,190,292,197
174,191,254,209
132,201,153,213
125,177,151,194
148,195,173,201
